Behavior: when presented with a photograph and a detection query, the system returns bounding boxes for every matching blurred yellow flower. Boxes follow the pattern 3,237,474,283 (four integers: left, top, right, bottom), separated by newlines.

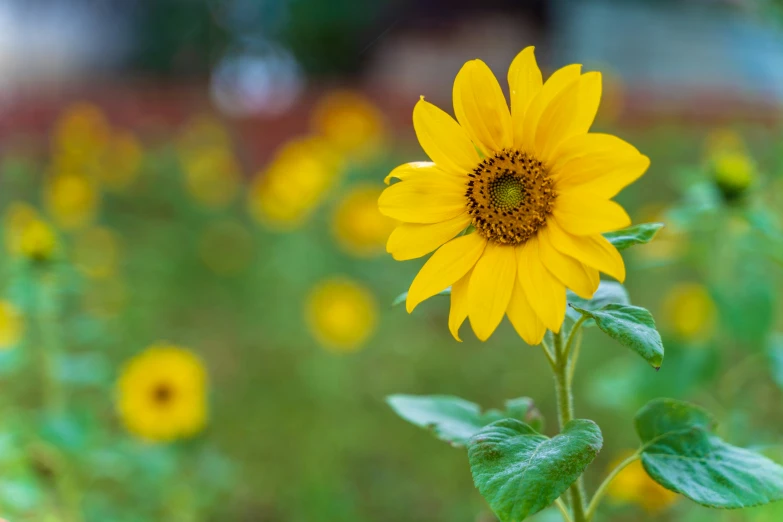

711,151,755,202
19,219,58,262
4,202,39,255
117,344,207,443
306,278,377,353
663,283,717,342
182,147,242,209
52,102,110,158
704,128,745,159
332,184,396,257
249,137,342,229
311,90,387,159
177,115,233,158
634,204,683,263
83,278,127,319
198,220,254,276
45,173,99,230
0,301,23,350
99,130,143,191
606,454,678,513
72,227,121,279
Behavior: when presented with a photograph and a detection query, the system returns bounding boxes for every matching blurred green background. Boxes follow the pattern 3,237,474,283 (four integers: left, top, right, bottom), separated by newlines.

0,0,783,521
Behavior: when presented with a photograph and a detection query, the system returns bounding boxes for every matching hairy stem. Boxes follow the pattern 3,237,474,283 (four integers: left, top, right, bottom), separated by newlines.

553,329,587,522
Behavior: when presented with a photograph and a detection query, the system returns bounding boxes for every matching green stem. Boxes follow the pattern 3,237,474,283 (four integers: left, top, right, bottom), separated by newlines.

555,498,574,522
584,451,639,521
30,442,84,522
553,329,587,522
33,267,65,413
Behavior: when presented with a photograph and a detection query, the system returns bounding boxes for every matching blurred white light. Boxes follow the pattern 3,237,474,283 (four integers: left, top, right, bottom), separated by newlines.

210,43,304,118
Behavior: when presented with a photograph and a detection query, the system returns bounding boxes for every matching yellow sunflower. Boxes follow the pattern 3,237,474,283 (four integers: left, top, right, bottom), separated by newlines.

116,344,207,443
378,47,649,343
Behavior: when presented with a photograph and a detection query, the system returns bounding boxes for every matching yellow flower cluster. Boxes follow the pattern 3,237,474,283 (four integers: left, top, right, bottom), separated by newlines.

46,103,144,232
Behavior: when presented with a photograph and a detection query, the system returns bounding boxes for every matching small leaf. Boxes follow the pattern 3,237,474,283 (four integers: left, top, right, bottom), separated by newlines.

566,281,630,322
504,397,544,433
386,395,541,447
392,287,450,307
604,223,664,250
635,398,783,508
571,303,664,369
768,334,783,391
468,419,603,521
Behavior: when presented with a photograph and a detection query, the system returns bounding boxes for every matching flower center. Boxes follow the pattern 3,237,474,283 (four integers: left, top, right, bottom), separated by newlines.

152,383,174,405
466,149,556,245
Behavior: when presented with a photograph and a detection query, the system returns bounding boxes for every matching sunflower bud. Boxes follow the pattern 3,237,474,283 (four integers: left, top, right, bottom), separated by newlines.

711,152,755,203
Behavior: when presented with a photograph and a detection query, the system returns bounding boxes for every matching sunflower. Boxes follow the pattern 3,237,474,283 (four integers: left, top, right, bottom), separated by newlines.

116,344,207,442
378,47,649,343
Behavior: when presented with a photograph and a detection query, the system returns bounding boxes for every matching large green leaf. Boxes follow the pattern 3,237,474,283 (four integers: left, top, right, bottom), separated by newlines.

387,395,543,447
635,398,783,508
604,223,664,250
468,419,602,521
566,281,630,322
571,304,664,369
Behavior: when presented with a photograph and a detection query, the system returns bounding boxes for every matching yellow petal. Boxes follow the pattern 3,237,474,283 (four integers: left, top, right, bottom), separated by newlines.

535,72,602,164
574,72,602,137
556,154,650,199
553,193,631,235
378,174,466,223
386,213,471,261
550,133,640,172
453,60,513,156
413,98,480,175
467,243,517,341
449,269,472,342
547,219,626,282
506,280,546,345
515,237,566,332
538,226,600,299
520,64,582,151
385,161,451,185
406,233,487,312
508,46,543,146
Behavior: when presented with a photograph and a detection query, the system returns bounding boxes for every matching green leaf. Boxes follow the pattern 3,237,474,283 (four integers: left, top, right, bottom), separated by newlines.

566,281,630,322
392,288,450,307
768,334,783,391
635,398,783,508
468,419,602,521
386,395,542,447
604,223,664,250
571,304,664,369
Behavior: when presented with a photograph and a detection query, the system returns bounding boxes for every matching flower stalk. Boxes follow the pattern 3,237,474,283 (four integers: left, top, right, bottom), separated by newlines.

551,328,587,522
